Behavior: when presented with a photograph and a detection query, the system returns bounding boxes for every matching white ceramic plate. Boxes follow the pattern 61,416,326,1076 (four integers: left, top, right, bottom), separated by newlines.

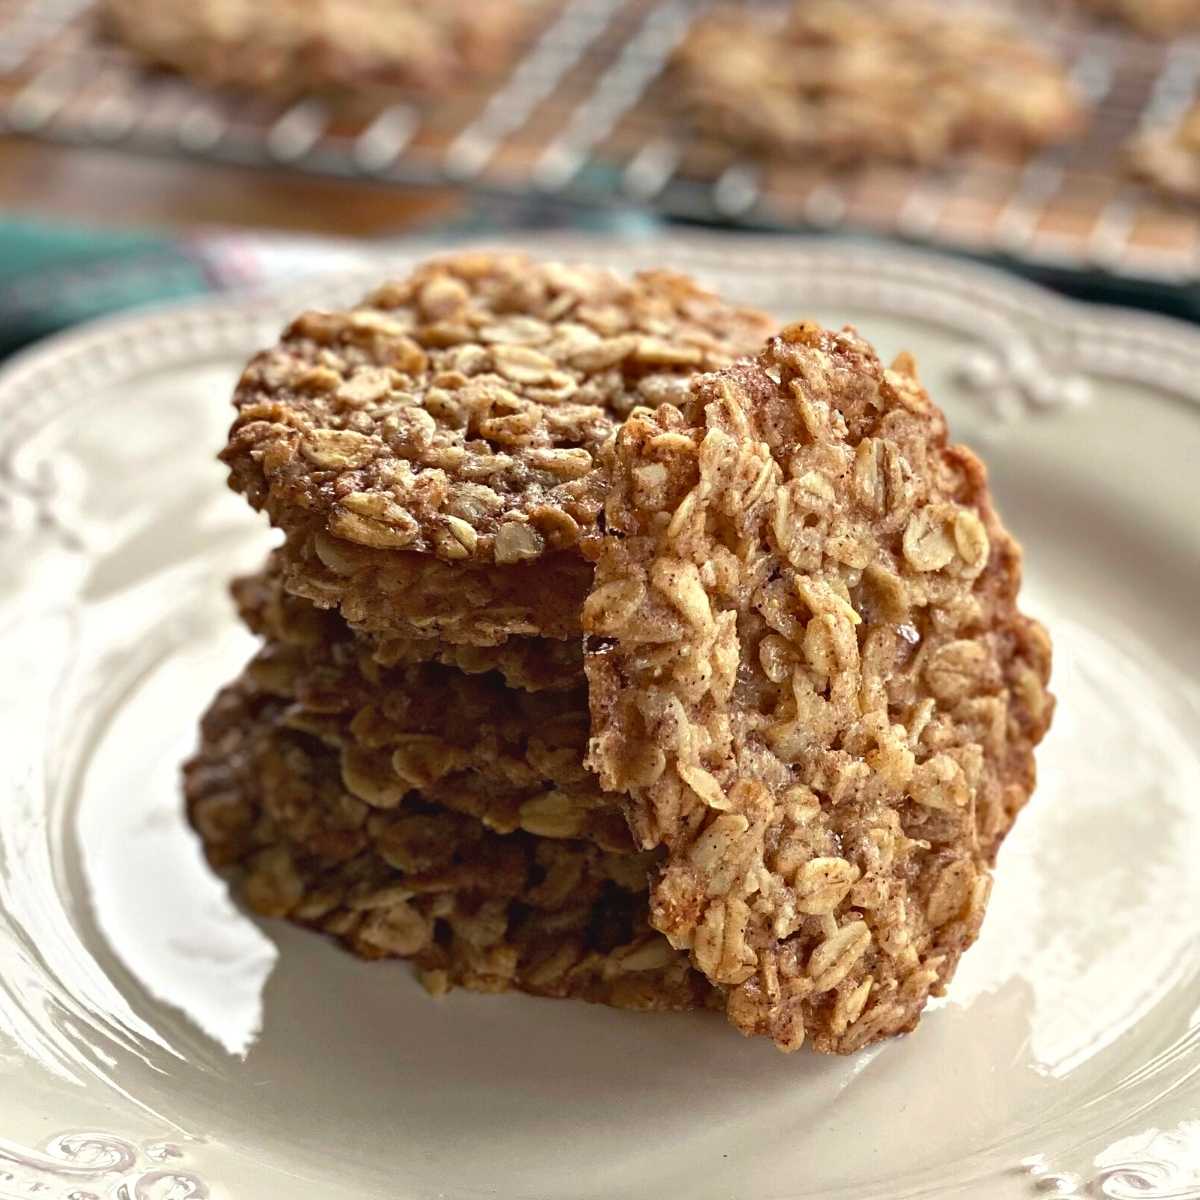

1,236,1197,1200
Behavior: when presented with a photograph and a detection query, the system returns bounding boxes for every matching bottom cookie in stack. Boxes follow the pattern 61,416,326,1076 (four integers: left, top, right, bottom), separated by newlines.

184,677,715,1015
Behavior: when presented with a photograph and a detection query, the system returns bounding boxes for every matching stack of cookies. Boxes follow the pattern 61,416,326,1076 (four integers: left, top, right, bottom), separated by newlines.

186,254,773,1016
186,252,1054,1053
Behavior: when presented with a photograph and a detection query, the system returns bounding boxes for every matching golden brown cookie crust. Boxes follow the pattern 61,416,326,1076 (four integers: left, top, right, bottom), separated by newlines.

673,0,1084,167
184,679,713,1011
584,323,1053,1052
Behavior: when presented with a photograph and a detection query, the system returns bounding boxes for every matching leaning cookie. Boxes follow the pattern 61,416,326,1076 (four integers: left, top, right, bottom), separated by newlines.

221,253,774,645
104,0,541,100
584,322,1053,1053
672,0,1084,167
184,680,714,1013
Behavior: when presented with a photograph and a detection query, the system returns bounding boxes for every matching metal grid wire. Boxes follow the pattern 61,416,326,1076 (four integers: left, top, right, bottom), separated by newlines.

3,0,1200,283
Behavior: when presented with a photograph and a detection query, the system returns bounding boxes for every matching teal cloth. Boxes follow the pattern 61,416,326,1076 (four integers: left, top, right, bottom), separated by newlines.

0,204,661,361
0,219,213,357
2,205,1195,363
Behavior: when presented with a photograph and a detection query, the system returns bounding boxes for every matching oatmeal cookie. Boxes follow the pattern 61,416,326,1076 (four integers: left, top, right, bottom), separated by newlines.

229,563,623,847
105,0,538,99
238,637,628,851
234,552,584,691
185,680,713,1012
1128,104,1200,204
231,571,628,844
221,253,772,644
584,323,1053,1053
672,1,1084,167
278,531,594,645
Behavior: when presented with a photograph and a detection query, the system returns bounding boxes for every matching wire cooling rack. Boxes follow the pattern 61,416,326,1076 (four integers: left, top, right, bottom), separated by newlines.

3,0,1200,285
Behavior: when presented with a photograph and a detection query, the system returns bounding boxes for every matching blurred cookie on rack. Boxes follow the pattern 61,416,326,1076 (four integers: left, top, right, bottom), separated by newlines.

1128,104,1200,203
672,0,1086,167
104,0,542,99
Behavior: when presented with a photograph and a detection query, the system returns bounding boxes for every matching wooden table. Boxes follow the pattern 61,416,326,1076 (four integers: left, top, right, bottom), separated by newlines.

0,136,463,235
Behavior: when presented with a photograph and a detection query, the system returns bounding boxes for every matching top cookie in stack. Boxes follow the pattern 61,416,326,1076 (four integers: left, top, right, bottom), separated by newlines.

191,253,1054,1054
220,253,774,645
